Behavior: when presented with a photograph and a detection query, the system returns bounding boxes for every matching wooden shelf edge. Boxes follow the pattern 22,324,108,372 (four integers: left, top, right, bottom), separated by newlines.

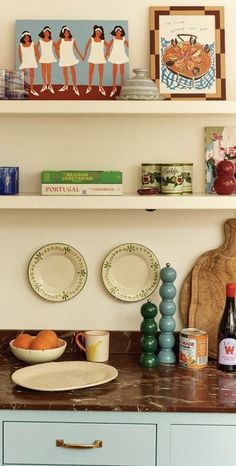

0,193,235,210
0,100,236,116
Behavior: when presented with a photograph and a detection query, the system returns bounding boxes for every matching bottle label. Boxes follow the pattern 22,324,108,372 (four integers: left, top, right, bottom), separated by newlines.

219,338,236,365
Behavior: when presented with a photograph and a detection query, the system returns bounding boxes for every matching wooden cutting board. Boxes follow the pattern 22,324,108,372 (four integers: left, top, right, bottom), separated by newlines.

180,221,231,325
180,218,236,358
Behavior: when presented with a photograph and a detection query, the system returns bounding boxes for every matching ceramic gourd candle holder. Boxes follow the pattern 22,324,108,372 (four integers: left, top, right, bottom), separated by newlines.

158,263,176,364
140,299,158,368
213,159,235,195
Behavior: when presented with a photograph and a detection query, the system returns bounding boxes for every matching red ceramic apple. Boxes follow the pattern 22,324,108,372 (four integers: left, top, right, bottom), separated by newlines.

213,159,236,195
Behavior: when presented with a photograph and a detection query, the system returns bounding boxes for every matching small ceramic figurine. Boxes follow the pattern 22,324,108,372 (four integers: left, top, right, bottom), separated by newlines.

213,159,235,195
158,263,176,364
140,299,158,368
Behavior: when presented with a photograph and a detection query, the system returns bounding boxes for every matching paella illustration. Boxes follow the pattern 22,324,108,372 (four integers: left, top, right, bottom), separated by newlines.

162,34,212,82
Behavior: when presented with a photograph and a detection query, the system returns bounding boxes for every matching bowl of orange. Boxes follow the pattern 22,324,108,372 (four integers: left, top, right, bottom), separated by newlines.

10,330,67,364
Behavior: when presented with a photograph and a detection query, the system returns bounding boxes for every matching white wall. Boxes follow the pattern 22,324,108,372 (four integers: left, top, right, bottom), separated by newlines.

0,0,235,330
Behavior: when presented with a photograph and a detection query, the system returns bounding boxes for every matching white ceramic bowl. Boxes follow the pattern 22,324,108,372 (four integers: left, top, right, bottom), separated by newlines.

9,338,67,364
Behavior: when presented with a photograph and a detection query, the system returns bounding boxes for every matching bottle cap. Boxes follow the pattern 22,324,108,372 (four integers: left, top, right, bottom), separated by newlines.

226,283,236,297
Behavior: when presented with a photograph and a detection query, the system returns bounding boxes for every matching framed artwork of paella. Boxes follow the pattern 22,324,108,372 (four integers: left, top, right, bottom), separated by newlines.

150,6,226,100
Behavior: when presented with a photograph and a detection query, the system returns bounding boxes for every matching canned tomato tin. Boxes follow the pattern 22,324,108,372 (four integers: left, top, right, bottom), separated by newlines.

182,163,193,193
141,163,161,192
179,328,208,369
161,163,183,194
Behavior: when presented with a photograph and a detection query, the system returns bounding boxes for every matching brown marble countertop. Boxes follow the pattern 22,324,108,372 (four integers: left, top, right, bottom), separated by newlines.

0,331,236,413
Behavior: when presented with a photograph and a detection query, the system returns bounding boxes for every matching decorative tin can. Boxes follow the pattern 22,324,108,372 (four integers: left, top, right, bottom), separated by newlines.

141,163,161,193
182,163,193,193
179,328,208,369
161,164,183,194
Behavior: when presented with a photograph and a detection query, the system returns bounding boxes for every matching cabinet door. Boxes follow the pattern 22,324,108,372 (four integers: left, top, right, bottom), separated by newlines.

3,421,156,466
171,425,236,466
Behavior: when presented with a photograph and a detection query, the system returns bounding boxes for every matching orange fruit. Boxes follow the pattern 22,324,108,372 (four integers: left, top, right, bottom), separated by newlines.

30,336,54,350
37,330,59,348
13,333,33,349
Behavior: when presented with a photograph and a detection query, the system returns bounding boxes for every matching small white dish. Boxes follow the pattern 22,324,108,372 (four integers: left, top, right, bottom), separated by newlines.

11,361,118,391
9,338,67,364
28,243,87,302
102,242,160,302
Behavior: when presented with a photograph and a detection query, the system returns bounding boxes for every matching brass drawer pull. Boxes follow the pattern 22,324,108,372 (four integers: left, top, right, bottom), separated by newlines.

56,439,103,449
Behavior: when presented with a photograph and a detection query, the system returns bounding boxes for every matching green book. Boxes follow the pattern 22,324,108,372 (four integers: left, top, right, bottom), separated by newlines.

41,170,123,184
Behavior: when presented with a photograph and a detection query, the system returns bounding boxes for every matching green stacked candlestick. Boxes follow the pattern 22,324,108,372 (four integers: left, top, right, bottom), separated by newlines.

140,299,158,368
158,263,176,364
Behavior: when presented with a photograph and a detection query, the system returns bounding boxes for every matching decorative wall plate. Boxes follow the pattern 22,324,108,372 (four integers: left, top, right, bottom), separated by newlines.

102,243,160,302
28,243,87,302
11,361,118,391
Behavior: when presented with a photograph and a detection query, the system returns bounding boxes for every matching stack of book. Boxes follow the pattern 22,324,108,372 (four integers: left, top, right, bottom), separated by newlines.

41,170,123,196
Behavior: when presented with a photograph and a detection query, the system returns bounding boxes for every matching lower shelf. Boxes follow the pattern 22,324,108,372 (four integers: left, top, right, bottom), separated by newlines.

0,193,235,210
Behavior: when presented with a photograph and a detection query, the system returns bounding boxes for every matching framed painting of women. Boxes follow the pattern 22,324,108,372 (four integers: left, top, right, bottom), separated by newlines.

16,20,129,100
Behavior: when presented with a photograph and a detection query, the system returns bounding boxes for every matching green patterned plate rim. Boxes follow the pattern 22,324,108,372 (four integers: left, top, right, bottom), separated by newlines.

102,242,160,302
28,243,87,302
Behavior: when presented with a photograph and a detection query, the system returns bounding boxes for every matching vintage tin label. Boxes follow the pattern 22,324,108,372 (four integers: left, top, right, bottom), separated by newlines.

179,328,208,369
161,164,183,194
182,163,193,193
141,163,161,192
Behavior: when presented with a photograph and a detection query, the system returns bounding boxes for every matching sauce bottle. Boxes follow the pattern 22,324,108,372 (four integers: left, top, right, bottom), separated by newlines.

217,283,236,372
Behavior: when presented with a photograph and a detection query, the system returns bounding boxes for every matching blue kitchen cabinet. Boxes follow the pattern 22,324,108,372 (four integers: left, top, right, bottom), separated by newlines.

2,411,236,466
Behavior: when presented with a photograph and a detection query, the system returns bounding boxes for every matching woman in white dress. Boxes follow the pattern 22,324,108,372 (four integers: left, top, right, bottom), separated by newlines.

83,25,110,96
36,26,57,94
18,31,39,96
55,26,83,96
108,26,129,97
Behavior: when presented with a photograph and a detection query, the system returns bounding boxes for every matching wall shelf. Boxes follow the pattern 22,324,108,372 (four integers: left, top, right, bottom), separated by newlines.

1,100,236,116
0,193,235,210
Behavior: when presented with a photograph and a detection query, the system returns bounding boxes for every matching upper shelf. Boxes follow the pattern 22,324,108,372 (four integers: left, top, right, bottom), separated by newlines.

0,193,236,210
1,100,236,116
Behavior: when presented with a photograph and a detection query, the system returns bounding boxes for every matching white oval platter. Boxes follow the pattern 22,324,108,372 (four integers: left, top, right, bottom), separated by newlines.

12,361,118,391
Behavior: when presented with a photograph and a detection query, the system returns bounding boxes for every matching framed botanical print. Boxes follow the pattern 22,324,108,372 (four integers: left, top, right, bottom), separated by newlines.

150,6,226,100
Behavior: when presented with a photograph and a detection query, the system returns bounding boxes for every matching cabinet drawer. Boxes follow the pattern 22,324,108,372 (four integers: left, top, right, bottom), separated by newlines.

3,421,156,466
171,425,236,466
